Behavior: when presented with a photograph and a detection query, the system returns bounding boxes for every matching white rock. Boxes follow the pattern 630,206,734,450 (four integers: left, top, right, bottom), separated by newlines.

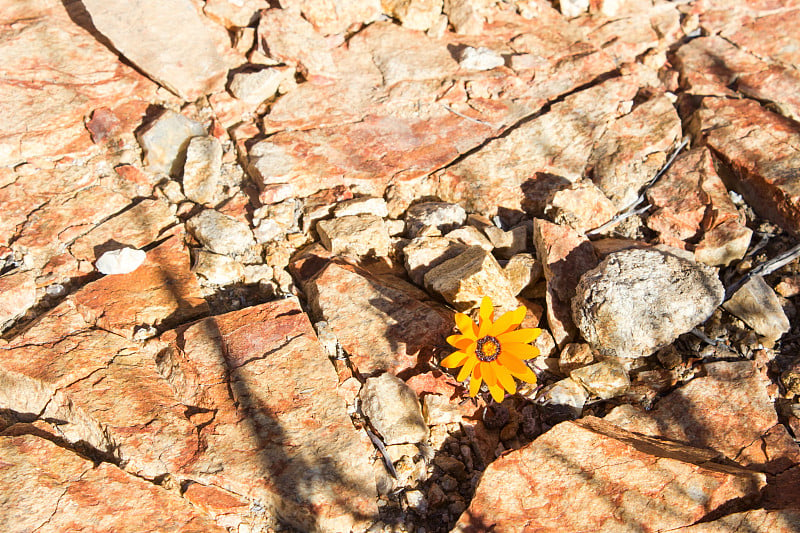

96,248,147,275
723,275,790,343
228,67,289,105
360,373,429,445
535,377,588,415
192,250,244,285
570,361,630,400
459,46,504,71
333,196,389,218
558,0,589,17
187,209,256,257
405,201,467,237
182,136,223,205
138,110,206,176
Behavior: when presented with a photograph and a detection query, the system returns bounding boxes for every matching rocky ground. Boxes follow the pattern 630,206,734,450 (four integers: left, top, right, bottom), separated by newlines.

2,0,800,531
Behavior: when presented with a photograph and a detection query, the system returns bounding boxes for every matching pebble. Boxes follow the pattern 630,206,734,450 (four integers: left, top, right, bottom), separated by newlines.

405,202,467,237
137,110,205,176
723,275,790,343
360,373,429,445
182,136,223,205
192,250,244,285
95,248,146,275
187,209,256,257
458,46,504,71
570,361,630,400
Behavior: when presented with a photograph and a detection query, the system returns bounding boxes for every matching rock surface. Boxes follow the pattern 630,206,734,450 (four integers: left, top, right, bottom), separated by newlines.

572,247,724,359
360,373,429,445
454,417,766,533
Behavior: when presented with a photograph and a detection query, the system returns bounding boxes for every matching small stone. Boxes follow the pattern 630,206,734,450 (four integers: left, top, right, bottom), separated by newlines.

159,180,185,204
137,110,206,176
570,361,630,399
572,247,724,359
317,215,391,257
503,253,543,297
333,196,389,218
383,0,443,32
558,0,589,17
182,136,223,206
95,248,147,275
443,0,484,34
558,343,596,375
187,209,256,257
545,179,617,234
424,246,519,312
228,67,290,105
192,250,244,285
534,378,588,416
403,236,468,286
459,47,504,71
405,202,467,237
242,264,273,284
776,276,800,298
360,373,429,445
423,394,463,426
404,489,428,515
483,224,528,260
723,276,790,343
445,226,493,251
253,219,284,243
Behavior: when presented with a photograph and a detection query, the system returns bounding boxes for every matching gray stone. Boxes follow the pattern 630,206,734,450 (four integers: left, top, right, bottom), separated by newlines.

572,247,724,359
483,224,528,259
228,67,290,105
333,196,389,218
424,246,518,312
95,248,147,275
723,276,790,343
405,202,467,237
187,209,256,257
403,236,467,286
317,215,391,257
503,253,542,297
137,110,206,176
192,250,244,285
459,46,504,71
360,373,429,445
444,226,493,251
182,136,223,205
534,378,588,416
570,361,630,399
81,0,228,100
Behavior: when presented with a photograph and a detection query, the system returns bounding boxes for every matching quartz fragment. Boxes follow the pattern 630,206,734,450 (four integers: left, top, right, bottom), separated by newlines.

95,248,147,275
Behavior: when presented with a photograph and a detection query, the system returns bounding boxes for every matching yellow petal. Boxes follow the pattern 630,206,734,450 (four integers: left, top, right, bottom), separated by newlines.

489,305,526,337
481,361,497,387
497,328,541,344
469,364,483,397
446,335,474,350
454,313,478,338
457,356,479,382
478,297,494,337
510,364,538,384
440,351,469,368
487,381,505,403
498,352,529,375
494,364,516,396
503,342,541,360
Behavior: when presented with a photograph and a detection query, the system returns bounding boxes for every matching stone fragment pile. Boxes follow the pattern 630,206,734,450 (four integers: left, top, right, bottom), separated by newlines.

2,0,800,532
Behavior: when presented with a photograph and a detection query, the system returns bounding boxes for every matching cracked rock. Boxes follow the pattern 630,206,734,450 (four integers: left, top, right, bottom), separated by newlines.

187,209,256,258
182,136,224,206
317,214,391,257
572,247,724,359
137,110,206,176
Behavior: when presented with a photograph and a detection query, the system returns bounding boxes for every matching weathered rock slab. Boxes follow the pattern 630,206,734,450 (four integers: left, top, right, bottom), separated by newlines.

360,373,428,445
82,0,230,100
454,417,766,533
572,247,723,359
0,432,225,533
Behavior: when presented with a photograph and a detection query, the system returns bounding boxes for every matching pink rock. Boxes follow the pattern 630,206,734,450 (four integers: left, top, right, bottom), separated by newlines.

647,147,752,266
672,509,800,533
0,0,157,166
81,0,231,100
303,258,452,376
0,433,225,532
533,219,598,347
723,9,800,70
606,361,800,476
256,8,337,77
11,184,131,270
157,299,378,531
69,198,176,263
0,270,36,331
590,95,682,208
72,234,209,338
278,0,381,35
455,417,766,533
691,97,800,234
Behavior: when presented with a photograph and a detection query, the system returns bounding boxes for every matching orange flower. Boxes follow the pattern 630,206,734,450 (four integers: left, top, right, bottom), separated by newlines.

441,296,541,403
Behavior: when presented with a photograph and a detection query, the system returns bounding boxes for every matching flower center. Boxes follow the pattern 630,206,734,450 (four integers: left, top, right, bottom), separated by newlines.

475,336,501,362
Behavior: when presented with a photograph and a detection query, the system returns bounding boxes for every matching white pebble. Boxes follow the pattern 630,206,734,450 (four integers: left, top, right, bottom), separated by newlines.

95,248,146,275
